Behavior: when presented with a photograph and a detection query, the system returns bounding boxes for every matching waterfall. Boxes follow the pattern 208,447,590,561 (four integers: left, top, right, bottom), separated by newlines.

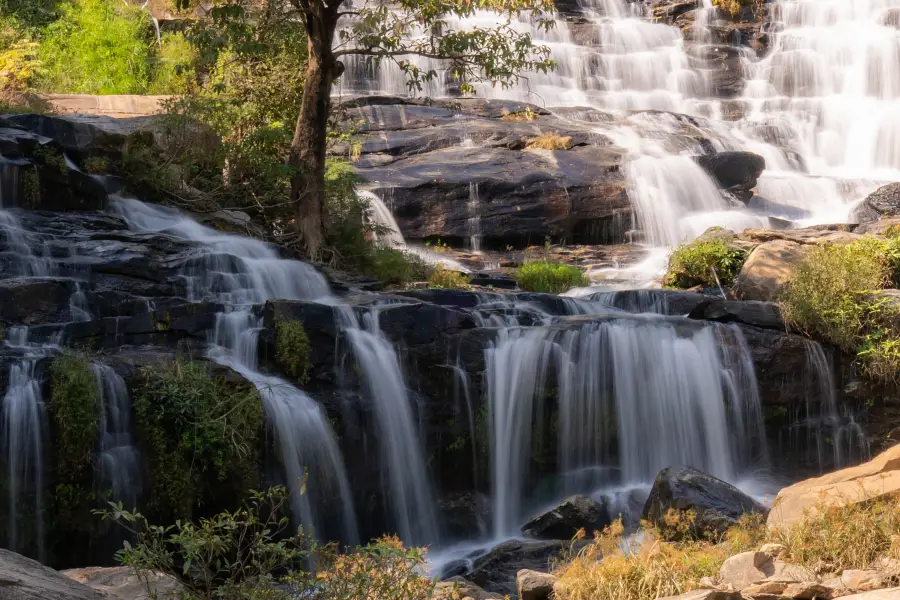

337,306,440,546
467,183,482,253
92,364,141,508
485,317,768,536
113,197,360,542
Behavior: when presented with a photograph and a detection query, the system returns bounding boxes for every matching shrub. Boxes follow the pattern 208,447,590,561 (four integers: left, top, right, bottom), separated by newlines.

370,247,430,287
781,235,900,383
429,264,470,289
148,31,197,94
517,261,589,293
526,133,572,150
502,107,538,122
49,353,100,482
38,0,154,94
275,319,310,383
98,487,439,600
133,360,263,521
665,237,747,289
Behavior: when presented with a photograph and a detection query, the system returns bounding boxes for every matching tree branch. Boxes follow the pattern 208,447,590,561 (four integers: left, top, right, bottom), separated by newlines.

333,48,479,60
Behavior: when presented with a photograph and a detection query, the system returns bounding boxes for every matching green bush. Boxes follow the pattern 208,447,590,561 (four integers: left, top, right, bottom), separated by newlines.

98,487,439,600
370,247,430,286
133,360,263,521
275,319,310,383
781,235,900,384
429,264,471,289
516,261,589,293
38,0,154,94
49,353,100,482
148,31,197,94
665,238,747,289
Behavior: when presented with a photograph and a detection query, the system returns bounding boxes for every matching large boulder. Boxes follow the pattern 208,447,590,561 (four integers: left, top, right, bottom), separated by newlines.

0,548,105,600
63,567,185,600
694,151,765,203
731,240,809,302
851,183,900,224
516,569,557,600
767,444,900,530
521,495,611,540
641,466,768,541
467,539,575,596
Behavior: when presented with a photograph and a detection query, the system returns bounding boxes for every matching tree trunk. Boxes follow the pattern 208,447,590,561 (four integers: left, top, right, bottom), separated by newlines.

289,2,343,258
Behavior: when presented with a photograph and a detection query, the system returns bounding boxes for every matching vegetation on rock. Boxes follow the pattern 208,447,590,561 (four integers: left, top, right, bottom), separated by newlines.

133,360,263,521
665,236,747,289
527,133,573,150
781,235,900,384
49,353,100,483
99,486,442,600
429,264,471,289
275,319,311,383
517,261,589,294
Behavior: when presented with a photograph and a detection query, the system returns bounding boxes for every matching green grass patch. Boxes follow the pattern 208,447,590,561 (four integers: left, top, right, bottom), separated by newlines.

516,261,589,294
781,235,900,384
429,264,470,289
275,319,310,383
665,237,747,289
133,360,263,521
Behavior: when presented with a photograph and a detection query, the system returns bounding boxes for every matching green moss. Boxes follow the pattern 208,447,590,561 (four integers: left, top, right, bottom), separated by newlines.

133,360,263,520
20,166,39,207
516,261,589,294
665,237,747,289
781,235,900,385
49,353,100,482
275,319,310,383
82,155,109,174
32,144,66,175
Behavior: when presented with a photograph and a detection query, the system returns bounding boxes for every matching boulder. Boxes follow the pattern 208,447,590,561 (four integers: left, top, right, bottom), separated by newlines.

0,277,75,325
767,444,900,530
780,582,832,599
850,183,900,223
468,539,574,596
656,591,743,600
521,495,611,540
694,152,765,202
516,569,557,600
718,552,815,592
687,298,784,330
435,576,504,600
718,551,775,590
642,466,768,541
840,570,886,593
63,566,185,600
838,591,900,600
731,240,809,302
0,548,105,600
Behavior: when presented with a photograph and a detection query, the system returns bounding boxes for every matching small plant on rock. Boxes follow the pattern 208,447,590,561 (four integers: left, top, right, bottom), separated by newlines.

517,261,589,294
275,319,310,383
526,133,573,150
665,237,747,289
429,264,470,289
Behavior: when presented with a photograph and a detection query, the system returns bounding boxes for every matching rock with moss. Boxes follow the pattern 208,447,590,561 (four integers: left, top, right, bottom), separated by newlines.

665,233,748,289
275,319,311,382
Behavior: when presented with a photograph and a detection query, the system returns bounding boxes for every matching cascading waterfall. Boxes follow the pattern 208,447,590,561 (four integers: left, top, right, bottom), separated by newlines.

91,363,141,508
113,197,360,542
467,183,482,253
486,316,769,536
337,306,440,546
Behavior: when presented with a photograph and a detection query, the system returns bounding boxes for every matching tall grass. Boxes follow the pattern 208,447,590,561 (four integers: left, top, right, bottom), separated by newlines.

517,260,589,293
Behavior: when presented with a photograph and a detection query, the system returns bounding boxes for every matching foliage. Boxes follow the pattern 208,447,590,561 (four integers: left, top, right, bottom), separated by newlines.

275,320,310,383
712,0,754,17
37,0,154,94
526,133,573,150
769,496,900,573
665,237,747,289
370,247,430,287
133,360,263,521
554,520,736,600
517,260,589,294
502,108,539,122
49,353,100,482
98,487,441,600
429,264,471,289
0,33,41,92
148,32,198,95
781,235,900,383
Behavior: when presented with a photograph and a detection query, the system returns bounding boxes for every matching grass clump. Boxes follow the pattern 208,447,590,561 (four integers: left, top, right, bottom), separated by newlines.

526,133,573,150
781,235,900,383
370,247,430,287
517,260,589,294
275,319,310,383
133,360,263,521
502,107,539,122
665,237,747,289
429,264,470,289
49,353,100,482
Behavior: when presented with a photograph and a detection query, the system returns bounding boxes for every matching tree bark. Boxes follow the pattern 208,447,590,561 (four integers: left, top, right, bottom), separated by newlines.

289,1,343,258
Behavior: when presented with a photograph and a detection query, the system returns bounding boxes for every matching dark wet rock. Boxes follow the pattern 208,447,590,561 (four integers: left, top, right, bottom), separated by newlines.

695,151,766,203
583,289,714,316
470,272,518,289
850,182,900,224
521,494,611,540
468,539,577,596
642,466,768,541
688,298,785,330
0,277,75,325
0,548,105,600
439,492,491,539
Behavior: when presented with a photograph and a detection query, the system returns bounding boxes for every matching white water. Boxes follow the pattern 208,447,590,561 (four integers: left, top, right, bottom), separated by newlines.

485,315,769,536
92,363,141,508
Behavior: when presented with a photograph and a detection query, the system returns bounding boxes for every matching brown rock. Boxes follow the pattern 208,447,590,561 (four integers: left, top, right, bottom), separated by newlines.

835,589,900,600
732,240,809,301
742,581,790,596
434,577,504,600
767,444,900,530
62,566,185,600
516,569,557,600
718,551,774,590
781,582,831,599
655,590,743,600
841,571,886,593
759,543,788,558
0,549,105,600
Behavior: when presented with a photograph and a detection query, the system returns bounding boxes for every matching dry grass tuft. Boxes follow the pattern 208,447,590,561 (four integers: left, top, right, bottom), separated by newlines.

526,133,573,150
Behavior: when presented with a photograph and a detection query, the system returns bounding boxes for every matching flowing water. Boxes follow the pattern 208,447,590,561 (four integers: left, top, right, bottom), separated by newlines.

92,363,141,508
